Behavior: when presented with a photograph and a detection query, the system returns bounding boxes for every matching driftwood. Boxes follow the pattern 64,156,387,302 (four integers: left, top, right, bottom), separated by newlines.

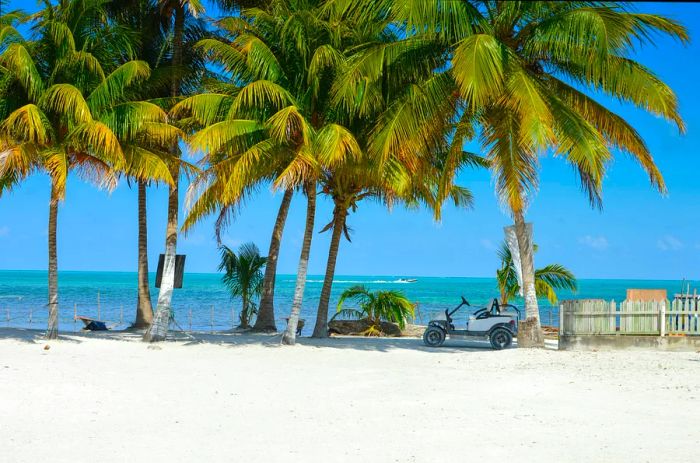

328,319,402,337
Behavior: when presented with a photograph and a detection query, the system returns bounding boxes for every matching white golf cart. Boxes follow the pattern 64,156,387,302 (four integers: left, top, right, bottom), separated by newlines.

422,297,520,349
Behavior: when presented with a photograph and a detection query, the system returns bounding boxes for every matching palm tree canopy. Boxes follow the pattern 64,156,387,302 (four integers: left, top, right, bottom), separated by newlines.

218,242,267,300
371,1,687,213
177,0,478,239
337,285,415,329
0,1,186,198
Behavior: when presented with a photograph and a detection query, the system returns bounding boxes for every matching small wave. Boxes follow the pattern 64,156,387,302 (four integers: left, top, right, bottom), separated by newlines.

0,295,23,299
305,279,414,284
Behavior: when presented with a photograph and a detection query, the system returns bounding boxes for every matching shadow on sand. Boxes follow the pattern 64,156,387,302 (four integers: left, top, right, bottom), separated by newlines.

0,327,520,353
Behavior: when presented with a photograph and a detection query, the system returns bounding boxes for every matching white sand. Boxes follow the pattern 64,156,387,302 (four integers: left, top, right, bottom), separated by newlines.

1,328,698,463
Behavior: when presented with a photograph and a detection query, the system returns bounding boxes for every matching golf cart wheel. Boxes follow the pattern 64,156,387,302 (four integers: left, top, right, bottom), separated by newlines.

489,328,512,350
423,327,445,347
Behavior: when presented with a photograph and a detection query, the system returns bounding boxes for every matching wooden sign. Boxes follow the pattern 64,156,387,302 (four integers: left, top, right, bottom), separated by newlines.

155,254,186,289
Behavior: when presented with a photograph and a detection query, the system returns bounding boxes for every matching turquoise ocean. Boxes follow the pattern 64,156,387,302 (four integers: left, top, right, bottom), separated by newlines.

0,270,696,334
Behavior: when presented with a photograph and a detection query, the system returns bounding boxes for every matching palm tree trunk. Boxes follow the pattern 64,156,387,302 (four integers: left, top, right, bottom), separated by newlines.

282,183,316,345
240,290,249,328
144,4,184,342
252,188,293,332
144,166,179,342
133,180,153,329
312,203,347,338
46,182,59,340
513,210,543,347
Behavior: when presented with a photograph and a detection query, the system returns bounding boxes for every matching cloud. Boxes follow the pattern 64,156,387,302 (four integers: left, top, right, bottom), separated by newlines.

0,226,9,237
657,235,683,251
480,238,497,251
579,235,609,251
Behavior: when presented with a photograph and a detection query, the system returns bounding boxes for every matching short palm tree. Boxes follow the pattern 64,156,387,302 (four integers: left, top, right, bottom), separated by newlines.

496,242,577,306
336,285,415,336
218,243,267,329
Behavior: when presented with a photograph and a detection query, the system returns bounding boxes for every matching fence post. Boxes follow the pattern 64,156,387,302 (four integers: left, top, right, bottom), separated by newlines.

660,300,666,337
74,303,77,332
120,305,123,326
558,303,563,336
29,307,32,327
210,305,214,333
231,307,235,330
5,307,9,327
97,291,101,320
188,308,192,331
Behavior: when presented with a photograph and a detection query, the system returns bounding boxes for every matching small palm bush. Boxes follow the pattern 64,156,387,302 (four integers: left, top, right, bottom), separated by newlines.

496,241,577,305
218,243,267,329
336,285,415,336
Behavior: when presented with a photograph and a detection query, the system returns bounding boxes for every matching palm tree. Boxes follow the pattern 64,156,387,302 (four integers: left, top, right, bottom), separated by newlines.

308,129,477,338
374,1,687,346
218,243,267,328
140,0,211,342
147,0,276,338
281,182,315,345
0,1,166,338
106,0,201,330
336,285,415,336
176,0,362,335
307,0,481,338
496,242,576,306
121,119,185,330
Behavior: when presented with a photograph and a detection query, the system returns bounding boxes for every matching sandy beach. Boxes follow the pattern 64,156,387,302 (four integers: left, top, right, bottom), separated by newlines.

0,329,698,462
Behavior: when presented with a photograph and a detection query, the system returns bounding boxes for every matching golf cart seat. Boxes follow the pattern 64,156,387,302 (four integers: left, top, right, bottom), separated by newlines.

475,299,501,319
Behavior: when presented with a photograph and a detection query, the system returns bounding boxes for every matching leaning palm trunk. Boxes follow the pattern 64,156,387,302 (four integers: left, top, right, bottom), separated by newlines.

144,5,184,342
253,188,293,332
513,210,543,347
46,182,59,340
312,204,347,338
133,180,153,329
282,184,316,345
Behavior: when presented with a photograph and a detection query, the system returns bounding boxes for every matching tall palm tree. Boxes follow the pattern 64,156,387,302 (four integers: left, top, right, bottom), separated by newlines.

142,0,210,342
281,181,315,345
305,0,481,338
496,242,577,306
218,242,267,328
309,141,476,338
106,0,199,330
0,1,166,338
373,1,687,346
176,0,358,335
145,0,271,338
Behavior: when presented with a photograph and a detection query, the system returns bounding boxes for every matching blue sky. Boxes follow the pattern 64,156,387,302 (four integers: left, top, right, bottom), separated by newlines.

0,2,698,279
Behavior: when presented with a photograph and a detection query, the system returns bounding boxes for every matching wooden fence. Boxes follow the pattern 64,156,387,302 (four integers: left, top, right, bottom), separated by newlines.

560,299,700,336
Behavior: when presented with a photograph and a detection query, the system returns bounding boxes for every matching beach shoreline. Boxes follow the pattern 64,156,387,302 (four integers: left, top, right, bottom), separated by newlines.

1,328,698,462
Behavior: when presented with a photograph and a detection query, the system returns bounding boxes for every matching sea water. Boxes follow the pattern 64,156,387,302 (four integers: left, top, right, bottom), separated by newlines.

0,270,696,334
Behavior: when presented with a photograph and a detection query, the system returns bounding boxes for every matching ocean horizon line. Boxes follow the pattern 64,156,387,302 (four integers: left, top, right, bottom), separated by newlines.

0,268,697,283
